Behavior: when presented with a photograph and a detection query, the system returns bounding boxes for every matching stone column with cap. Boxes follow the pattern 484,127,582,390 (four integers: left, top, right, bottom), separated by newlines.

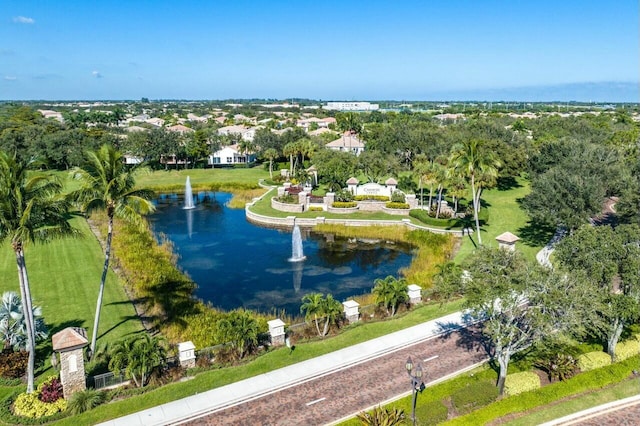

268,319,286,346
343,300,360,324
407,284,423,305
495,231,520,251
178,341,196,369
52,327,88,399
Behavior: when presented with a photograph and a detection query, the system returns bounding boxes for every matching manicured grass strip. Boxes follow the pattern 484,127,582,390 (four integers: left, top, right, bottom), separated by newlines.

133,167,269,191
443,355,640,425
503,378,640,426
0,216,143,350
455,177,551,263
52,299,464,425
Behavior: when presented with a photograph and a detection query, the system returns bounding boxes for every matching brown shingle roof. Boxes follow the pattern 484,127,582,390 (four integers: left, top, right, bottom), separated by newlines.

495,232,520,243
52,327,88,352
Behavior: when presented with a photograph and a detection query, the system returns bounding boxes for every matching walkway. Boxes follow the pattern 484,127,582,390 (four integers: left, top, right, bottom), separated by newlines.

541,393,640,425
98,310,485,426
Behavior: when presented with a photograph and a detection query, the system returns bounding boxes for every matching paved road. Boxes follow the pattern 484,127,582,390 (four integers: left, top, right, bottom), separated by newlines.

575,402,640,425
180,329,486,425
541,393,640,426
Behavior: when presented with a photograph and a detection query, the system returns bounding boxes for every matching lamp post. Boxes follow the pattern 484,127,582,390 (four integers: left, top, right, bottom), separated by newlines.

405,356,425,426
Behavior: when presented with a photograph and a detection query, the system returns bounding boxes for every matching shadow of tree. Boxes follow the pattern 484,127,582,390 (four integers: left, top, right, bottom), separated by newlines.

517,220,556,248
496,177,523,191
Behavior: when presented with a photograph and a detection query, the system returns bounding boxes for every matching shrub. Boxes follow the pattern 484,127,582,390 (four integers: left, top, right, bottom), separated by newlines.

577,351,612,372
308,206,324,212
356,405,405,425
415,399,448,425
38,377,63,403
67,389,106,415
334,189,354,202
536,353,578,382
274,194,298,204
409,209,462,229
332,201,357,208
390,190,406,203
354,195,389,201
614,338,639,361
504,371,541,396
0,350,28,379
385,202,409,209
13,392,67,419
451,380,499,413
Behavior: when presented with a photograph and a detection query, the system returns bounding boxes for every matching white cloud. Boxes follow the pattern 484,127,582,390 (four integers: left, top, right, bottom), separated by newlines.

4,76,17,81
13,16,35,24
92,70,103,78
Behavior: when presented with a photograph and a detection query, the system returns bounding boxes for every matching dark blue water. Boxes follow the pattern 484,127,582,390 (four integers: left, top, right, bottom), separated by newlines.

148,192,414,315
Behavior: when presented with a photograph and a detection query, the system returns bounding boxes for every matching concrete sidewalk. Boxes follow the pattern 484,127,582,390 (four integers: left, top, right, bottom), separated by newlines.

98,310,471,426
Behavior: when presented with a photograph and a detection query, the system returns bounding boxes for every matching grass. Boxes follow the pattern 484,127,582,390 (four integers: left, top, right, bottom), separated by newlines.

0,216,143,344
53,299,465,425
502,378,640,425
133,166,269,191
454,177,552,263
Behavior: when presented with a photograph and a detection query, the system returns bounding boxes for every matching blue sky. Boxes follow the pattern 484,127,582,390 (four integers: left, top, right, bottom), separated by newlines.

1,0,638,101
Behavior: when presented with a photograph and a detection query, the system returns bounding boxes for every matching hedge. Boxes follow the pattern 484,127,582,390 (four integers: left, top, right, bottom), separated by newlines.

386,202,410,209
332,202,357,208
354,195,389,201
577,351,611,372
504,371,541,396
615,337,640,361
415,400,448,425
444,355,640,425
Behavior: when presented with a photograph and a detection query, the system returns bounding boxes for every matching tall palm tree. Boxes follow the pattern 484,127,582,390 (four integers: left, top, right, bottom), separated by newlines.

262,148,279,179
0,151,73,393
238,139,256,168
320,294,343,337
216,310,259,359
373,276,408,317
448,140,501,245
70,145,155,358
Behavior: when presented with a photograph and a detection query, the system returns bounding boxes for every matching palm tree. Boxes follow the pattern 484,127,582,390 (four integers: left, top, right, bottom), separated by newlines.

448,140,501,245
0,151,73,393
373,276,408,317
0,291,48,352
109,333,167,387
320,294,343,337
357,405,405,426
282,142,297,177
238,139,256,168
216,310,259,359
70,145,155,358
301,293,324,337
262,148,279,179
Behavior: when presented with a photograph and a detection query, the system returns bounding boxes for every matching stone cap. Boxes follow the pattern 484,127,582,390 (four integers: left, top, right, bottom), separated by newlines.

343,300,360,308
178,341,195,352
346,177,359,185
495,232,520,243
407,284,422,292
52,327,88,352
267,319,286,329
385,177,398,185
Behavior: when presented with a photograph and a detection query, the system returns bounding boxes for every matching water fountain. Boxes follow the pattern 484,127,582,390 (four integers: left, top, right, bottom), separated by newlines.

289,220,306,262
183,176,195,210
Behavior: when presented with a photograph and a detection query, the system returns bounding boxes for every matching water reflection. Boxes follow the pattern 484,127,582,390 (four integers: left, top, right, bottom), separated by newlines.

148,192,414,315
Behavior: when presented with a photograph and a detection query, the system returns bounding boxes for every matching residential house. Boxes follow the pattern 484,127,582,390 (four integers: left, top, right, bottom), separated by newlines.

166,124,195,134
217,125,259,142
208,144,256,167
326,132,365,156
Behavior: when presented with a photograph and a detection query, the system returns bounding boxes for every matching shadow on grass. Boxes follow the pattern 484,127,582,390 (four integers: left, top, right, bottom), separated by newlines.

496,176,523,191
517,220,556,248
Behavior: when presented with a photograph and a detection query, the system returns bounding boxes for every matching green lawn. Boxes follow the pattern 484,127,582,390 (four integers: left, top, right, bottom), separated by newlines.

133,166,270,190
0,216,143,357
454,177,553,263
502,378,640,425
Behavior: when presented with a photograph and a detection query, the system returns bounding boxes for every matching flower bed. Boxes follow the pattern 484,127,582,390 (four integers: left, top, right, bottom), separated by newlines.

271,197,303,213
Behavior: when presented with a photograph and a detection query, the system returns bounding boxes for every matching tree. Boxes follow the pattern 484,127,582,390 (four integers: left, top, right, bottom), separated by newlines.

462,247,594,394
215,310,260,359
301,293,324,337
372,276,408,317
555,225,640,360
238,139,256,168
313,149,358,192
336,112,363,135
70,145,155,358
262,148,279,179
0,151,72,393
0,291,47,351
358,150,398,183
108,334,167,387
320,294,343,336
448,140,501,245
356,405,405,426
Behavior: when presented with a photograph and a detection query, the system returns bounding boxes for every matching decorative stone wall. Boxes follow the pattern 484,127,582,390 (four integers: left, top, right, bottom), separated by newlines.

381,206,411,216
59,349,86,399
327,206,359,214
271,197,304,212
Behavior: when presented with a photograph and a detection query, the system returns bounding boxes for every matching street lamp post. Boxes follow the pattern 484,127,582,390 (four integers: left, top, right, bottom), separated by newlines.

405,356,425,426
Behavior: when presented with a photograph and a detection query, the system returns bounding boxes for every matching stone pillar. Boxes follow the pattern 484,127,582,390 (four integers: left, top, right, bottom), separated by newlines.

178,341,196,369
406,194,417,209
407,284,422,305
52,327,88,400
343,300,360,324
324,192,335,207
495,232,520,251
277,186,285,196
298,191,307,210
268,319,286,346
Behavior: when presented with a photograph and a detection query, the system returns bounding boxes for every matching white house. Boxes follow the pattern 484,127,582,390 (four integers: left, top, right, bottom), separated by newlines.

209,144,256,167
326,133,365,156
324,102,379,111
217,125,259,141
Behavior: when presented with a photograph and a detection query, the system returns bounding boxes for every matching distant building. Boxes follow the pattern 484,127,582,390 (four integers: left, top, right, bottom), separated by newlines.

209,144,256,166
324,102,379,111
166,124,195,134
217,125,258,141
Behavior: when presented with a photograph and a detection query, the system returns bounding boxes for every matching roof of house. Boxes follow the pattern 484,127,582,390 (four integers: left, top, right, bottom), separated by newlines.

326,133,365,149
346,177,359,185
385,178,398,185
52,327,88,352
495,232,520,243
308,127,334,136
167,124,195,133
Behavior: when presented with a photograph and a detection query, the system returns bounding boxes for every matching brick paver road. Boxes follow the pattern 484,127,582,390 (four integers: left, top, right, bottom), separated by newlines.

181,330,487,425
571,400,640,426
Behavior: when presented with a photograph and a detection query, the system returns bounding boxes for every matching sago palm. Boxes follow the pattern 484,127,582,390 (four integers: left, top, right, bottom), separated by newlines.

70,144,155,358
0,151,72,393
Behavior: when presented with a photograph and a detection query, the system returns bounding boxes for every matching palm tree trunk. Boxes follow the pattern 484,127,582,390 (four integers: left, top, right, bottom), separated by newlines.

323,317,330,337
471,175,482,245
90,215,113,358
428,184,434,213
14,248,35,393
435,185,443,218
419,178,424,209
269,160,273,179
314,315,321,337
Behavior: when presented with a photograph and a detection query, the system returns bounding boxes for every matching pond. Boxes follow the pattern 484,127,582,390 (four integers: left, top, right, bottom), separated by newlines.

148,192,415,315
